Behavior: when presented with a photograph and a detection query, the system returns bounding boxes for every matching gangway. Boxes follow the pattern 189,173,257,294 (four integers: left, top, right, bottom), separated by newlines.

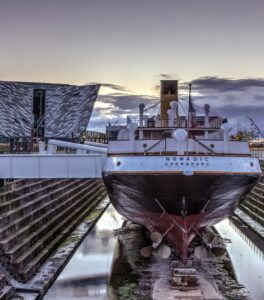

0,140,107,179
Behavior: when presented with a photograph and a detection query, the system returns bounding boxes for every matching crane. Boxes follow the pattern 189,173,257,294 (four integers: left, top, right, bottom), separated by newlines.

247,116,264,138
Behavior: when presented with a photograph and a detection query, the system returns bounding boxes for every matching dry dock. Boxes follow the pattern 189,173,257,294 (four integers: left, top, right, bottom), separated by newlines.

0,174,263,299
0,179,107,299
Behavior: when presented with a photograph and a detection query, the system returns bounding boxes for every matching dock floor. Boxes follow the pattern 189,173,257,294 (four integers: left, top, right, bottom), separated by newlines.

112,222,249,300
150,256,224,300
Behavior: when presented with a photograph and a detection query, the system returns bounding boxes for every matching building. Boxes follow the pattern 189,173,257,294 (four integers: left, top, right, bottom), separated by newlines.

0,81,100,139
0,81,100,151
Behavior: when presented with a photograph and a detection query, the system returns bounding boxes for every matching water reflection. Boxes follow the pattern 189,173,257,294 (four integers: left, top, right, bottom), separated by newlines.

45,207,264,300
215,219,264,300
44,204,123,300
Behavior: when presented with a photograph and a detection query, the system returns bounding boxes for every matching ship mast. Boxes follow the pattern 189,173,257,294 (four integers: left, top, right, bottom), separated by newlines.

188,83,194,128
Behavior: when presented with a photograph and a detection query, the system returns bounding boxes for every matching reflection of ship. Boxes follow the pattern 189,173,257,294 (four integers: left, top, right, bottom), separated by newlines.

103,80,262,261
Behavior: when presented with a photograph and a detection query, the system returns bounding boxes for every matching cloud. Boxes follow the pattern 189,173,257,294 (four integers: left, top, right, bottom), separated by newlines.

87,82,130,92
154,85,160,91
89,76,264,133
254,94,264,101
181,76,264,93
181,76,264,133
157,73,172,79
88,93,158,132
214,104,264,135
101,83,130,92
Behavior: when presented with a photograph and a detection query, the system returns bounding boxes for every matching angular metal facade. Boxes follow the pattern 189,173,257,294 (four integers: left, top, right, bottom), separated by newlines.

0,81,100,138
0,81,33,137
44,84,100,138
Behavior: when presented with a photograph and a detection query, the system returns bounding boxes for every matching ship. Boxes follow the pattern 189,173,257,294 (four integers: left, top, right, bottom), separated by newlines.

102,80,262,261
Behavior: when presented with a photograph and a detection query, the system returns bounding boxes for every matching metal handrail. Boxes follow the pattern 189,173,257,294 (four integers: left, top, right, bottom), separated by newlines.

144,139,163,154
250,148,264,160
108,116,222,129
192,136,215,154
32,114,45,135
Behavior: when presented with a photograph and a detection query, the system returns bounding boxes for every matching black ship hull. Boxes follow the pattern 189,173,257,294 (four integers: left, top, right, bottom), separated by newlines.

103,172,259,260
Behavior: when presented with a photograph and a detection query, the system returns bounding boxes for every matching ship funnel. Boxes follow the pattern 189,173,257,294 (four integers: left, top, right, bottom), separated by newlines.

160,80,178,127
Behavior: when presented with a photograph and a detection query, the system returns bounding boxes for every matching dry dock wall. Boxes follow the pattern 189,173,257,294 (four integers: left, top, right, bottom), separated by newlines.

240,162,264,226
231,160,264,251
0,178,107,299
240,178,264,226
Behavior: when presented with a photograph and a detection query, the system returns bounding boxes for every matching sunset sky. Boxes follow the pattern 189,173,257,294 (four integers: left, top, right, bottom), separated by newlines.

1,0,264,132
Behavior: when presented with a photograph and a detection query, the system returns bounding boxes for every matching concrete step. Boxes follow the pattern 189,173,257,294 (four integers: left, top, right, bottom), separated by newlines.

0,178,106,283
0,271,13,298
0,178,71,215
3,179,98,260
0,179,38,196
258,181,264,188
0,179,88,251
240,205,264,226
0,285,14,300
0,179,80,227
12,179,102,264
0,179,55,203
253,186,264,197
20,185,106,281
15,183,105,280
0,179,93,239
241,201,264,219
244,194,264,211
0,273,6,290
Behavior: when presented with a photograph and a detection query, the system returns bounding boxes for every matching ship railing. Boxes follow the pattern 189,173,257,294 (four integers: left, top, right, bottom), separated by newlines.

208,117,223,128
108,138,250,156
143,139,164,155
250,147,264,161
118,116,222,129
192,136,216,155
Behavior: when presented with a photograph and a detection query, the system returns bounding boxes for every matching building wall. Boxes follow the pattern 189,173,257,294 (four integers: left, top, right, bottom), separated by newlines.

0,81,100,139
45,84,100,138
0,81,33,137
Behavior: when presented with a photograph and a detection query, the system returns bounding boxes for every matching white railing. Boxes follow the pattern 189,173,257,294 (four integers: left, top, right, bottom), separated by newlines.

111,116,222,129
108,138,250,155
46,140,108,154
0,153,105,178
250,148,264,160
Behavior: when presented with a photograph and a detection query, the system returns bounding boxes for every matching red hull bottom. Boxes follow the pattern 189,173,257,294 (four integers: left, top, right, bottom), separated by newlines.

127,211,227,262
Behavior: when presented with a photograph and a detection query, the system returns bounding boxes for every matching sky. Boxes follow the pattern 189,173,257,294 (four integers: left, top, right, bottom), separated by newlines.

1,0,264,133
